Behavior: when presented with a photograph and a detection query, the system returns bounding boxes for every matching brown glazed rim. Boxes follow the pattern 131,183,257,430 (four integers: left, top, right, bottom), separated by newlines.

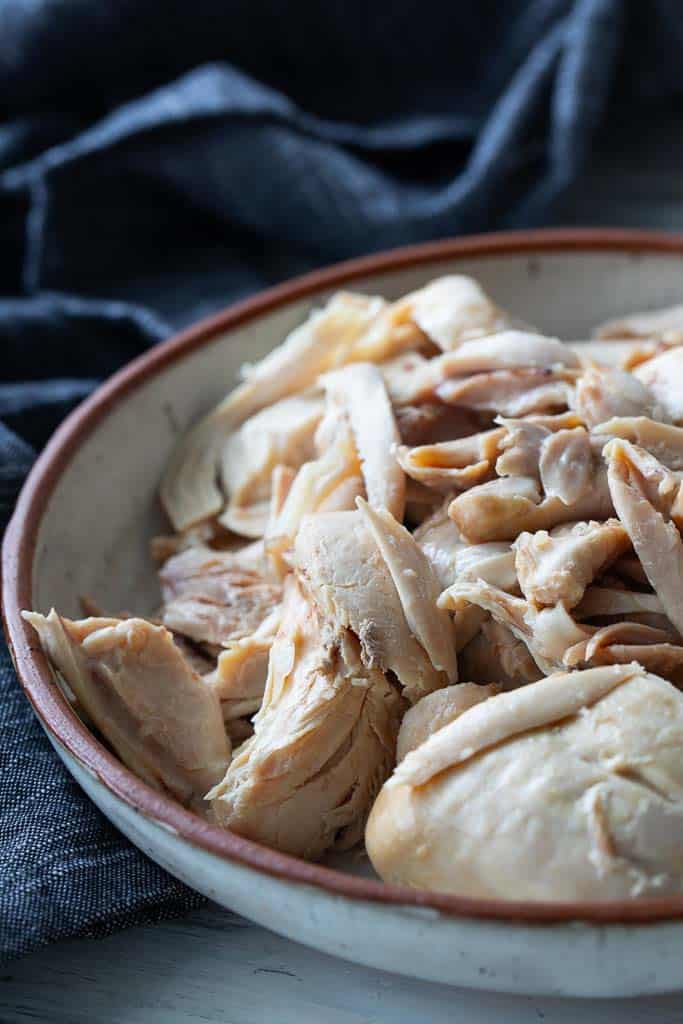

6,228,683,928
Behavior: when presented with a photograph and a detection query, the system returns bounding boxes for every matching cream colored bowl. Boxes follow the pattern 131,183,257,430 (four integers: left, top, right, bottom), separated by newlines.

6,229,683,997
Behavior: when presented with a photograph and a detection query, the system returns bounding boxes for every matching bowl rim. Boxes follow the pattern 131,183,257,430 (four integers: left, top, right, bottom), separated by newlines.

6,227,683,927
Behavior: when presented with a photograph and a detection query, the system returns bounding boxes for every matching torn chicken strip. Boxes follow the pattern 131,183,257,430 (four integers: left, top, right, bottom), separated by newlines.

595,417,683,471
204,608,281,718
634,347,683,423
564,622,675,667
397,683,500,762
266,423,363,561
596,304,683,343
397,275,511,351
454,543,517,592
160,290,416,532
538,427,594,505
513,519,629,609
439,579,590,675
422,330,579,375
385,332,578,406
356,498,458,683
605,438,683,636
295,509,451,702
459,619,542,689
436,368,576,416
23,612,230,806
367,665,683,900
580,642,683,685
568,339,656,369
206,638,271,718
219,395,323,537
208,578,404,859
413,502,465,588
159,543,282,647
396,427,504,492
322,363,405,519
574,586,666,622
573,366,661,428
449,471,613,543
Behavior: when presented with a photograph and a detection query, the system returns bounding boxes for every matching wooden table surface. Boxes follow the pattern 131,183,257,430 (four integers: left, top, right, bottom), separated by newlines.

5,119,683,1023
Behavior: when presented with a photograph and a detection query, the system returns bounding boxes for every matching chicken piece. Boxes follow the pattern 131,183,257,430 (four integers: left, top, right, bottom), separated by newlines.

454,543,517,592
397,683,500,762
161,291,391,531
439,579,589,674
568,339,654,369
564,622,683,684
386,332,577,407
494,420,548,479
594,417,683,470
206,637,271,720
436,368,576,416
605,439,683,636
538,427,594,505
634,347,683,423
23,611,230,807
449,472,613,543
595,304,683,343
367,665,683,900
322,363,405,519
219,395,322,537
204,609,280,719
356,498,458,683
459,619,542,689
266,423,363,559
413,503,465,588
395,427,504,492
208,578,404,859
583,643,683,685
425,330,579,375
159,543,282,646
573,366,660,428
150,520,226,564
513,519,630,609
295,509,452,702
268,464,297,524
574,586,666,621
398,275,510,351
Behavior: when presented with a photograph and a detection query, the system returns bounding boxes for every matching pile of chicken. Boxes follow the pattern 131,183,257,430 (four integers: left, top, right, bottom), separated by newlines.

25,277,683,900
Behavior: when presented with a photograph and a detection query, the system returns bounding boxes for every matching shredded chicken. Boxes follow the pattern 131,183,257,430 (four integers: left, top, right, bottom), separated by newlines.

26,275,683,891
396,683,499,761
513,519,629,609
23,611,230,807
159,543,282,646
207,578,404,858
605,438,683,636
634,347,683,423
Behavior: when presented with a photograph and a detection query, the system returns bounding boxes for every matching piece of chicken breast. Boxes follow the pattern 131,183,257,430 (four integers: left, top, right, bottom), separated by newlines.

208,578,404,859
513,519,630,609
23,611,230,807
295,507,456,702
396,683,500,761
366,665,683,900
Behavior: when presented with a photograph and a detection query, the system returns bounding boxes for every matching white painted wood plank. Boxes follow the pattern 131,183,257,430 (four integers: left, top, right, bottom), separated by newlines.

2,903,683,1023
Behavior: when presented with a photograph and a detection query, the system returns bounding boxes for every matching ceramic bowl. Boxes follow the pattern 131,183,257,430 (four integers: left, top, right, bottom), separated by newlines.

5,229,683,998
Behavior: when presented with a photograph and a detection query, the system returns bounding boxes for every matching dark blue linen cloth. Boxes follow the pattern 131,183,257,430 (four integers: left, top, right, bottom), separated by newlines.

2,0,683,964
